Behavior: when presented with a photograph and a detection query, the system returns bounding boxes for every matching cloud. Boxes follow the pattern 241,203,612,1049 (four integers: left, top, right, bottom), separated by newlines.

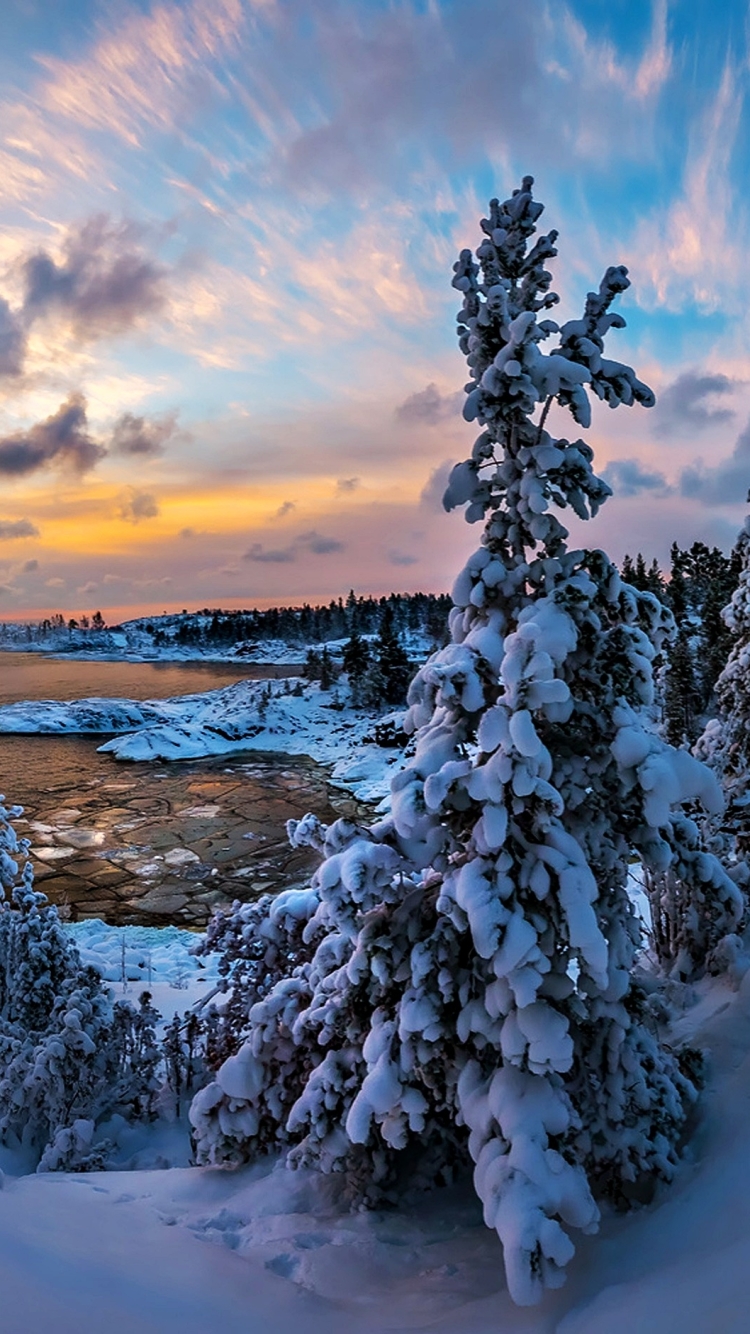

680,418,750,505
653,371,738,437
420,459,455,511
37,0,247,148
77,581,98,595
21,214,167,339
276,1,670,197
0,215,170,381
0,518,39,540
631,62,745,313
22,559,39,573
336,477,360,493
602,459,672,497
299,530,345,554
0,395,104,476
396,384,462,426
45,577,65,588
244,542,297,563
0,299,26,378
110,410,179,456
388,549,418,566
244,529,345,563
274,500,296,518
179,527,196,539
116,488,160,524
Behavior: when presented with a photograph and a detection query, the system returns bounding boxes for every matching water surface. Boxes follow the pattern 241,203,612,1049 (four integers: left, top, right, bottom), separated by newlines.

0,656,351,928
0,651,295,705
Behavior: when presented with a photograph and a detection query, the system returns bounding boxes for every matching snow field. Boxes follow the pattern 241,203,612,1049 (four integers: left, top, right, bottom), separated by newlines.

1,965,749,1332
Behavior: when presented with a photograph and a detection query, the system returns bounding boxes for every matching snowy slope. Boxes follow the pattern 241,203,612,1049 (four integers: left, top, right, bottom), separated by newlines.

0,967,749,1333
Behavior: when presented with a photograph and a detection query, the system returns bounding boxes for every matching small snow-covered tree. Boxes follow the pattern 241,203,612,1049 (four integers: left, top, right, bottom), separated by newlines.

190,180,741,1305
0,797,163,1167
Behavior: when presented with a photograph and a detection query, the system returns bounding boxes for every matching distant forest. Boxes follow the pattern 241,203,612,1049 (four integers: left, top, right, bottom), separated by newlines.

0,546,743,744
155,590,453,650
0,590,454,651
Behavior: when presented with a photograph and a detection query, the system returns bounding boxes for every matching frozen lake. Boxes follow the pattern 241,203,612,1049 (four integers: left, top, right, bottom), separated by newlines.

0,654,352,927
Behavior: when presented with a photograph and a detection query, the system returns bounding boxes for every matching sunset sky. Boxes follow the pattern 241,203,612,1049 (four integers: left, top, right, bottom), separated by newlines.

0,0,748,619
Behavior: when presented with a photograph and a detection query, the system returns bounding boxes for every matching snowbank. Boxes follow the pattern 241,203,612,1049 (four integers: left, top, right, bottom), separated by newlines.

66,918,219,983
63,920,221,1027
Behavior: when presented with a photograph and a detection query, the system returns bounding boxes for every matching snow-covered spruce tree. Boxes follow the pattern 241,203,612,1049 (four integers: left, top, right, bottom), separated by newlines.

190,179,742,1305
697,515,750,862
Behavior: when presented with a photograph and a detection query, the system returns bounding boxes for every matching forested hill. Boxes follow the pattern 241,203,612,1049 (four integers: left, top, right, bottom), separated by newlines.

0,590,453,660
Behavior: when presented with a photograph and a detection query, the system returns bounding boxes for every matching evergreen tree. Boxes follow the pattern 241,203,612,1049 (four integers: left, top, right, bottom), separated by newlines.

190,180,741,1306
700,578,735,706
621,552,666,602
621,553,635,584
361,607,412,707
697,515,750,859
668,542,687,625
318,647,337,691
663,626,701,747
0,797,164,1168
342,627,371,704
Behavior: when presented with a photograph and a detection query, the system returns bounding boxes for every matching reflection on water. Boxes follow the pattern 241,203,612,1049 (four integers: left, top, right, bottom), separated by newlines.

0,656,352,929
0,651,298,706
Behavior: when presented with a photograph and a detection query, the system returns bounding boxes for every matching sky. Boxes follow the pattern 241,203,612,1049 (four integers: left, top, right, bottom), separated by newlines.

0,0,749,620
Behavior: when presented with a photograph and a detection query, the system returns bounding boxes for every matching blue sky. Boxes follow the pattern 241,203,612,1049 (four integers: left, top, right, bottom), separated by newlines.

0,0,748,617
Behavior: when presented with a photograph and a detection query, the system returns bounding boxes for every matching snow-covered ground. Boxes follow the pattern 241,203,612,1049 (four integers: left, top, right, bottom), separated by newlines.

0,679,408,806
0,963,748,1333
65,919,221,1023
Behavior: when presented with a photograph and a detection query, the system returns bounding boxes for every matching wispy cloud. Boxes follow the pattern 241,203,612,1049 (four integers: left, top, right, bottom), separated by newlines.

634,0,671,100
36,0,248,148
631,62,746,313
560,0,671,105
